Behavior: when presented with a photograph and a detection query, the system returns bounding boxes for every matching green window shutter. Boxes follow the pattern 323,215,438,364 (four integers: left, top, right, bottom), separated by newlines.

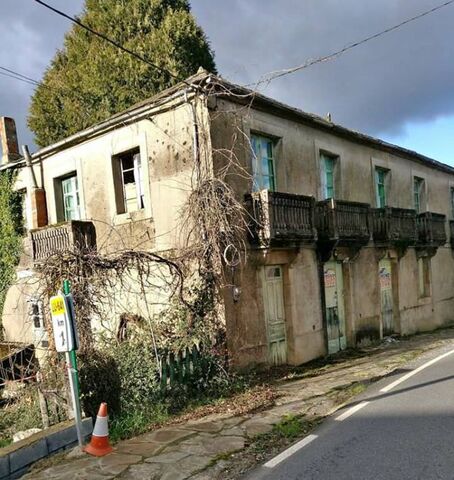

375,168,387,208
61,175,81,221
325,157,335,198
320,154,336,199
251,134,275,192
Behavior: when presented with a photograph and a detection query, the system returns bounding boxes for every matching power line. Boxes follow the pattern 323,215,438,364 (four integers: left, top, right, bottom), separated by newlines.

32,0,194,89
0,66,41,87
258,0,454,84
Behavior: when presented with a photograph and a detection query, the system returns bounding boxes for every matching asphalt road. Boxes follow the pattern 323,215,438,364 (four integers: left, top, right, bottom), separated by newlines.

246,345,454,480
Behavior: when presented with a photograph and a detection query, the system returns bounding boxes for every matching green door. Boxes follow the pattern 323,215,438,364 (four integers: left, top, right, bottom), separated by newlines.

263,266,287,365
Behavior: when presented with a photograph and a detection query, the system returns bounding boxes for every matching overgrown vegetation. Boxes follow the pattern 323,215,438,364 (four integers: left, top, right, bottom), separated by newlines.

0,386,42,446
0,171,23,336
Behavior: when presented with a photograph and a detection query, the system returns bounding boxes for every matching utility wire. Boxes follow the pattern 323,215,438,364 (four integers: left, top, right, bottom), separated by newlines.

32,0,195,89
0,66,41,87
259,0,454,84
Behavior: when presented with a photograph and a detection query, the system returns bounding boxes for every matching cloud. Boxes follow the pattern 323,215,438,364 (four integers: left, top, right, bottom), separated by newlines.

1,0,453,153
192,0,454,137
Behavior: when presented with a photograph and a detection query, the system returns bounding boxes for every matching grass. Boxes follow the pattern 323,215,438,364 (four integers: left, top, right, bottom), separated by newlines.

109,403,170,443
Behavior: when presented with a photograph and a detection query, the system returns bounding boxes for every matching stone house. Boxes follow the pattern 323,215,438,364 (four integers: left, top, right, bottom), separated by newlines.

1,70,454,368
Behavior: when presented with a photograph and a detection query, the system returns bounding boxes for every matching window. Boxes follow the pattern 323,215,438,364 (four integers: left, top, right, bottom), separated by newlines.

320,153,337,199
375,167,388,208
413,177,425,214
113,149,145,214
418,257,431,298
450,187,454,218
251,134,276,192
55,173,80,222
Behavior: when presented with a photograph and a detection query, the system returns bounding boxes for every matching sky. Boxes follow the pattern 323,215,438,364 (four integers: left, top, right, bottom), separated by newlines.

0,0,453,165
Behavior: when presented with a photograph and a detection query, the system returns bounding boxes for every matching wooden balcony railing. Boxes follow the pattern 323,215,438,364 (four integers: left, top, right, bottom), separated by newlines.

316,199,370,244
416,212,447,247
30,221,97,262
371,207,417,246
245,190,316,246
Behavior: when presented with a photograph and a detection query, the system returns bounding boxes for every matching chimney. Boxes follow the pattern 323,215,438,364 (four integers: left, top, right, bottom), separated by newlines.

0,117,20,164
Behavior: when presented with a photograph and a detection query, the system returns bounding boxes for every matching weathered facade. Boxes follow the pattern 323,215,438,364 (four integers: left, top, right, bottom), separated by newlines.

2,71,454,368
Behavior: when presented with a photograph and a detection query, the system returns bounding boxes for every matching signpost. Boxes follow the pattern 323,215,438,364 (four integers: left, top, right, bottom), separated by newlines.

49,281,83,447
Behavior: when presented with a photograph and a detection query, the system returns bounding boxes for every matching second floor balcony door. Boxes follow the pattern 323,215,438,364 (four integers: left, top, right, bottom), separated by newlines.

251,134,276,192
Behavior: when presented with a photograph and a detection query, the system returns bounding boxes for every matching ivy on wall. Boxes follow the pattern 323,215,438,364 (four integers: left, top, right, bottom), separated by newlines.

0,170,23,337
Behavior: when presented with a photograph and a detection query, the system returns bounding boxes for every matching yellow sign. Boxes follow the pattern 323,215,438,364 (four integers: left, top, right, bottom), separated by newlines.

50,296,66,316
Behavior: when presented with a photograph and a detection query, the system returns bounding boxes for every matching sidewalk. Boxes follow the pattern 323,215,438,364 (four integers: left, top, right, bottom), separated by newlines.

24,327,454,480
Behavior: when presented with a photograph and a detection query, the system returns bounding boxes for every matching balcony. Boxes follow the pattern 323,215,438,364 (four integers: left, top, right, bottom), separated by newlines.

371,207,417,246
245,190,316,247
30,221,97,262
416,212,447,247
316,199,370,245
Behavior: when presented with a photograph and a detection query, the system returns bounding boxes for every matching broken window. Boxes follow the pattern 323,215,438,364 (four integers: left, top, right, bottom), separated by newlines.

113,148,145,214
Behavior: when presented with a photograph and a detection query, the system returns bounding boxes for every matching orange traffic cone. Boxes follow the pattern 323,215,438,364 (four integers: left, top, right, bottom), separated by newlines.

84,402,113,457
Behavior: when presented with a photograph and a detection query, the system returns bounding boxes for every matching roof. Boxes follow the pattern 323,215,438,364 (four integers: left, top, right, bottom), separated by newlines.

2,69,454,176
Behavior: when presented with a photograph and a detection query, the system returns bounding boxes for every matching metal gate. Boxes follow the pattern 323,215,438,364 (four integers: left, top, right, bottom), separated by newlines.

263,266,287,365
379,258,394,336
324,261,347,354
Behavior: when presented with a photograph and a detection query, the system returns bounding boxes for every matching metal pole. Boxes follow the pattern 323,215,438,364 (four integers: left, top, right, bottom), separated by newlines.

65,350,83,447
63,280,81,395
63,280,83,447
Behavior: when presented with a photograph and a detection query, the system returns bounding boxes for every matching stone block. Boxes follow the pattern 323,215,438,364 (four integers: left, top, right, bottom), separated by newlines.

9,438,48,473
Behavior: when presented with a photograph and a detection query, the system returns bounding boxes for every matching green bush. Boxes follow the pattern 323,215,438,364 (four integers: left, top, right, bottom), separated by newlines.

78,350,121,418
114,341,160,411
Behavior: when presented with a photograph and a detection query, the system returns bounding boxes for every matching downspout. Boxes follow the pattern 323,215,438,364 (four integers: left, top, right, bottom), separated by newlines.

22,145,38,188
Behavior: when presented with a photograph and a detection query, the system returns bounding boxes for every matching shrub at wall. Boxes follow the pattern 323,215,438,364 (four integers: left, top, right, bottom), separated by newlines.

0,171,23,335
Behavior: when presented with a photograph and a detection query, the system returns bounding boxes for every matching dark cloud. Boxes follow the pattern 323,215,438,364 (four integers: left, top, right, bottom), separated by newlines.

1,0,453,153
191,0,454,137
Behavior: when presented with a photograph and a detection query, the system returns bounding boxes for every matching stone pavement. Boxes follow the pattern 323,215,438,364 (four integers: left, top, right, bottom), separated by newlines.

23,328,454,480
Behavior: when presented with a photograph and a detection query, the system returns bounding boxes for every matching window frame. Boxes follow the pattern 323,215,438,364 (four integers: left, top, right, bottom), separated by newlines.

250,134,276,192
55,172,81,222
320,152,337,199
413,176,425,214
112,148,145,214
450,186,454,219
375,167,388,208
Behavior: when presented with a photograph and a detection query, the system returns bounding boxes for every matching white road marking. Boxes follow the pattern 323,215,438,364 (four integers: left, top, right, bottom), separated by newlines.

380,348,454,393
264,434,318,468
335,401,369,421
